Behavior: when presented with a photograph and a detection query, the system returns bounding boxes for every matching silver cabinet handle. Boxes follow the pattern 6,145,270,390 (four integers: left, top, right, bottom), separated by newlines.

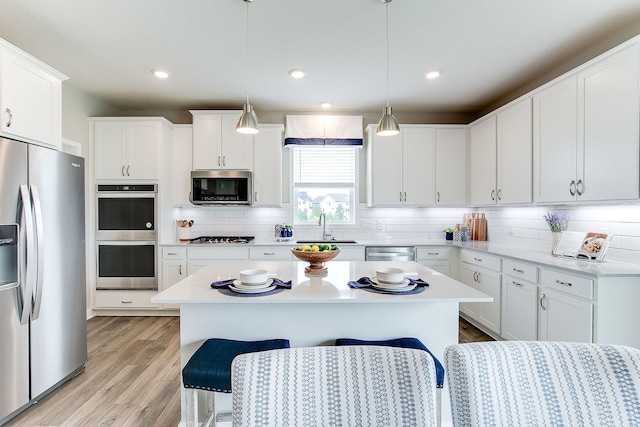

576,179,584,196
400,192,403,202
437,192,440,203
264,252,275,256
179,265,183,275
255,192,258,202
122,166,125,176
569,180,576,196
167,252,178,256
540,293,547,310
126,165,130,176
5,108,12,127
473,257,482,262
555,279,572,287
427,252,439,256
218,156,221,167
491,189,495,201
223,156,226,167
513,268,524,274
497,189,502,200
512,280,524,287
121,300,133,304
404,192,407,202
476,271,481,283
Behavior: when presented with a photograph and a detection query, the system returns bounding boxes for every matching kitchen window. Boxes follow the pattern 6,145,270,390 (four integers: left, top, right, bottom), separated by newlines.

291,146,357,225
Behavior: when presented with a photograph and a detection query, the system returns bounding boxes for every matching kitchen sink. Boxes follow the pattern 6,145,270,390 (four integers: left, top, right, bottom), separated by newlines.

296,240,358,244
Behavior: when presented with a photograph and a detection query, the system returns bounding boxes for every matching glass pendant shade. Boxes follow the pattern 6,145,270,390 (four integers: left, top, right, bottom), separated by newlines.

236,103,260,134
376,105,400,136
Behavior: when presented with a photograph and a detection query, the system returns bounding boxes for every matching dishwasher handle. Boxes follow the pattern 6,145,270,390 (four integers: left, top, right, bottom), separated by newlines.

365,246,416,262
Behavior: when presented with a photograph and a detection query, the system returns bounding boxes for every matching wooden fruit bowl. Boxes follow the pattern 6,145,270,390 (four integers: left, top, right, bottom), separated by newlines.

291,249,340,275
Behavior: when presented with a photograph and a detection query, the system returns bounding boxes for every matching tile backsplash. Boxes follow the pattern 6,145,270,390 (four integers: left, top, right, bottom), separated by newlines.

173,203,640,265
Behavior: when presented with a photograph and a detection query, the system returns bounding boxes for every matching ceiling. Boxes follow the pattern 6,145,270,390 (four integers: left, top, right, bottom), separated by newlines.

2,0,640,118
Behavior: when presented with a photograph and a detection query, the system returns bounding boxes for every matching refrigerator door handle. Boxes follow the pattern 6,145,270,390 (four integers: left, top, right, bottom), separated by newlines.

18,184,35,325
30,185,45,320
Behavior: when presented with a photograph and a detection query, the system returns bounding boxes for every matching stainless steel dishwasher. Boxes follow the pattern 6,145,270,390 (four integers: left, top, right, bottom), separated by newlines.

365,246,416,261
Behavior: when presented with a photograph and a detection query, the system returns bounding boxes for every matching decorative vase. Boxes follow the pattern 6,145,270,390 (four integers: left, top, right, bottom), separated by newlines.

551,232,561,254
445,232,453,241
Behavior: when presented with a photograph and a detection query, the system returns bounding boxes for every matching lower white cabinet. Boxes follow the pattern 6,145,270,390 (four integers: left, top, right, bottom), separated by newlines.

161,247,187,309
459,251,502,335
94,290,160,309
416,247,450,276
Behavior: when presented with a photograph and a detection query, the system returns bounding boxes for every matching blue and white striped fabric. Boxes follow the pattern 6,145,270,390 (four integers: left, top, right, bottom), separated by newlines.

232,345,438,427
445,341,640,427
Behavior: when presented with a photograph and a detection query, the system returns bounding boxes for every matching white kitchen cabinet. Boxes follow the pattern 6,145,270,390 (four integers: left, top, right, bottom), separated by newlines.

468,116,497,206
501,259,538,341
416,247,450,276
93,119,171,180
0,39,66,149
459,250,502,334
435,128,467,206
252,124,283,206
190,110,253,170
496,98,532,204
170,125,193,206
367,125,435,207
161,247,187,310
534,42,639,203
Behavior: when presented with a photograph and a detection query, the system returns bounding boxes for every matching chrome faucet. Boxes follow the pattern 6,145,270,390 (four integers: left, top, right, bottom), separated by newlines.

318,212,332,240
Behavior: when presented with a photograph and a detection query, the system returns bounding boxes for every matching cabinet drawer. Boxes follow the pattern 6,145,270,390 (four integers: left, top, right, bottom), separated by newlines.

187,247,249,260
460,250,501,271
502,259,538,283
416,247,450,260
94,290,159,309
162,247,187,259
541,269,593,300
249,247,293,260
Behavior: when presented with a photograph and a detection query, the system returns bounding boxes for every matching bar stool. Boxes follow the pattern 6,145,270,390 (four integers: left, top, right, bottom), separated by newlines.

335,337,445,425
182,338,290,427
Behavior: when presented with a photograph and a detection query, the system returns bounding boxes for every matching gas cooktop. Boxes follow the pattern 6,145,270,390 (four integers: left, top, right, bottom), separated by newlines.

189,236,255,244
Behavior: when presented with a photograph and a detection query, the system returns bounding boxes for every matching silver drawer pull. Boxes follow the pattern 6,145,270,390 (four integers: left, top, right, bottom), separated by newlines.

427,252,439,256
167,252,178,256
512,281,524,287
556,279,572,286
264,252,275,256
473,257,482,262
121,300,133,304
513,268,524,273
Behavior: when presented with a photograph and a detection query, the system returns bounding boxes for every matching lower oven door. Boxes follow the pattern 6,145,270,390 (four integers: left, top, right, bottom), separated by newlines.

96,241,157,290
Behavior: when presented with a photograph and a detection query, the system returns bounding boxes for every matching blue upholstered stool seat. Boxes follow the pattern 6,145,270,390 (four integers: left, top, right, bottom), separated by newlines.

334,337,445,388
182,338,291,393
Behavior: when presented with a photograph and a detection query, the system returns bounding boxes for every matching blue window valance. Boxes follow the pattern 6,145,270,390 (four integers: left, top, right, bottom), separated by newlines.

284,115,363,147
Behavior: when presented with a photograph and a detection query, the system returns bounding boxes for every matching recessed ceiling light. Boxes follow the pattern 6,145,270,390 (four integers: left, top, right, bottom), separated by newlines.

288,68,305,79
319,101,332,108
425,69,442,79
152,69,169,79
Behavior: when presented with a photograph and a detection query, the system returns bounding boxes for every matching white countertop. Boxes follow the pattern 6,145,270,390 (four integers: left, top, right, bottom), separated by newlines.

151,260,492,304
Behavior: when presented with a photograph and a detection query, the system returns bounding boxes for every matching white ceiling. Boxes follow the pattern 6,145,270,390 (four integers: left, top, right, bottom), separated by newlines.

2,0,640,117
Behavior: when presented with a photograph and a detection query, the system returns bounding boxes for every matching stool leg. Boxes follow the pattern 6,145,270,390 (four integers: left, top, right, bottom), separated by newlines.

436,388,441,427
203,391,215,427
185,388,199,427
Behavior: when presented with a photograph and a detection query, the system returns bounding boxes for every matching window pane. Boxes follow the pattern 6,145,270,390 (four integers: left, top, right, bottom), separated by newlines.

293,146,355,184
295,187,353,222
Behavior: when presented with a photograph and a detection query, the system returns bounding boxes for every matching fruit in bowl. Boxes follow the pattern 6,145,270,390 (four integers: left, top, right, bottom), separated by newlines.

291,245,340,275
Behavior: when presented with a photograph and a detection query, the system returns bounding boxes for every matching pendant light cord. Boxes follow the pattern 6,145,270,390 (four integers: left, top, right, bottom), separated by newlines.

385,0,390,108
245,0,250,105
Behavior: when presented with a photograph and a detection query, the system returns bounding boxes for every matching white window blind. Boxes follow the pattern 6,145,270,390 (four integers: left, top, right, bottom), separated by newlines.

292,146,356,184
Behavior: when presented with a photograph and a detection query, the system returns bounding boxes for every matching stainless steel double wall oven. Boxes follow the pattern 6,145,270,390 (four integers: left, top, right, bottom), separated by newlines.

96,184,157,290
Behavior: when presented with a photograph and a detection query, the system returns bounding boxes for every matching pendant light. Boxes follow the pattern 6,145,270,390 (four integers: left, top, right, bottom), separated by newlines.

237,0,260,134
376,0,400,136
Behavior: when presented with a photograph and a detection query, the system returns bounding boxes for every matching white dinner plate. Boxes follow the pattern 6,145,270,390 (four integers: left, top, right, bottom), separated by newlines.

371,282,417,293
229,283,277,294
233,279,273,289
371,276,410,288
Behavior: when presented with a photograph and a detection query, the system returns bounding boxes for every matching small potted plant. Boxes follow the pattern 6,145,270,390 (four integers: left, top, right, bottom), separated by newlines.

544,211,569,253
443,227,456,241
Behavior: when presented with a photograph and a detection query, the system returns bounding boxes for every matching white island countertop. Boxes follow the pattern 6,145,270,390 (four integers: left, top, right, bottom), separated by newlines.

151,260,492,305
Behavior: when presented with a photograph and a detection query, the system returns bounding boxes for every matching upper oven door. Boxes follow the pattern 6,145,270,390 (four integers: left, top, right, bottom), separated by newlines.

96,188,157,241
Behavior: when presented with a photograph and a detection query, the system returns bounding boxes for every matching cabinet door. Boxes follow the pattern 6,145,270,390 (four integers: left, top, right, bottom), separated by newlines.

0,50,61,148
162,259,185,309
402,127,435,206
497,98,532,204
94,122,127,179
459,263,481,321
127,122,159,179
171,125,193,206
476,267,501,335
369,131,403,206
539,288,593,342
252,124,283,206
192,113,221,170
220,113,253,170
502,276,537,341
579,44,639,201
435,128,467,206
187,260,211,275
469,116,497,206
533,76,578,203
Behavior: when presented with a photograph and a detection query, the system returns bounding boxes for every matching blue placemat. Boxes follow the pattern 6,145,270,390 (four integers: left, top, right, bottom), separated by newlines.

217,287,287,297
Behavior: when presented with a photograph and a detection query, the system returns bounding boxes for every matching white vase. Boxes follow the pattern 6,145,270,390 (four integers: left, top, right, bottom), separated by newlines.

551,232,561,254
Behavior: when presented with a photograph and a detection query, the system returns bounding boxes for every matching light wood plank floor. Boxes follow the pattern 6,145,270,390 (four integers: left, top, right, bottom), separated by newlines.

6,315,491,427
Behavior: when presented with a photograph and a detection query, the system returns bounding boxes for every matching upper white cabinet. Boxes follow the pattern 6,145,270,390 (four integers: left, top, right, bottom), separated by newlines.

469,116,497,206
190,110,253,170
435,127,467,206
252,124,283,206
534,42,640,203
366,124,435,207
0,39,67,149
170,125,193,206
93,119,171,180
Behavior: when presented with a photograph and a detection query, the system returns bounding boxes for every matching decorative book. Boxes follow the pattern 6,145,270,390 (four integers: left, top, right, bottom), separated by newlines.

552,231,612,262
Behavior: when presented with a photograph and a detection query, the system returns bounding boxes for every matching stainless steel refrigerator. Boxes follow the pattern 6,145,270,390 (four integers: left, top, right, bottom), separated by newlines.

0,136,86,425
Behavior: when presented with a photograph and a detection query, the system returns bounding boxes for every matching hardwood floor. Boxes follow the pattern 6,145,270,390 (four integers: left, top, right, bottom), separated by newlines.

6,315,492,427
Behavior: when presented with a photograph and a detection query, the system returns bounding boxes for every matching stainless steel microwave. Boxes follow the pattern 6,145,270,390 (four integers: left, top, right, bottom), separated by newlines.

190,170,252,205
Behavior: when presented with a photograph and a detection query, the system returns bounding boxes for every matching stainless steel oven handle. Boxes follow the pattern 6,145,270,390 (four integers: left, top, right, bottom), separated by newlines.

18,185,35,325
30,186,45,320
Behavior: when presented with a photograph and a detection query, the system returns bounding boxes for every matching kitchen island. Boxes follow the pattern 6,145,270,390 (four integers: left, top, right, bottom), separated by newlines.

152,260,491,427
